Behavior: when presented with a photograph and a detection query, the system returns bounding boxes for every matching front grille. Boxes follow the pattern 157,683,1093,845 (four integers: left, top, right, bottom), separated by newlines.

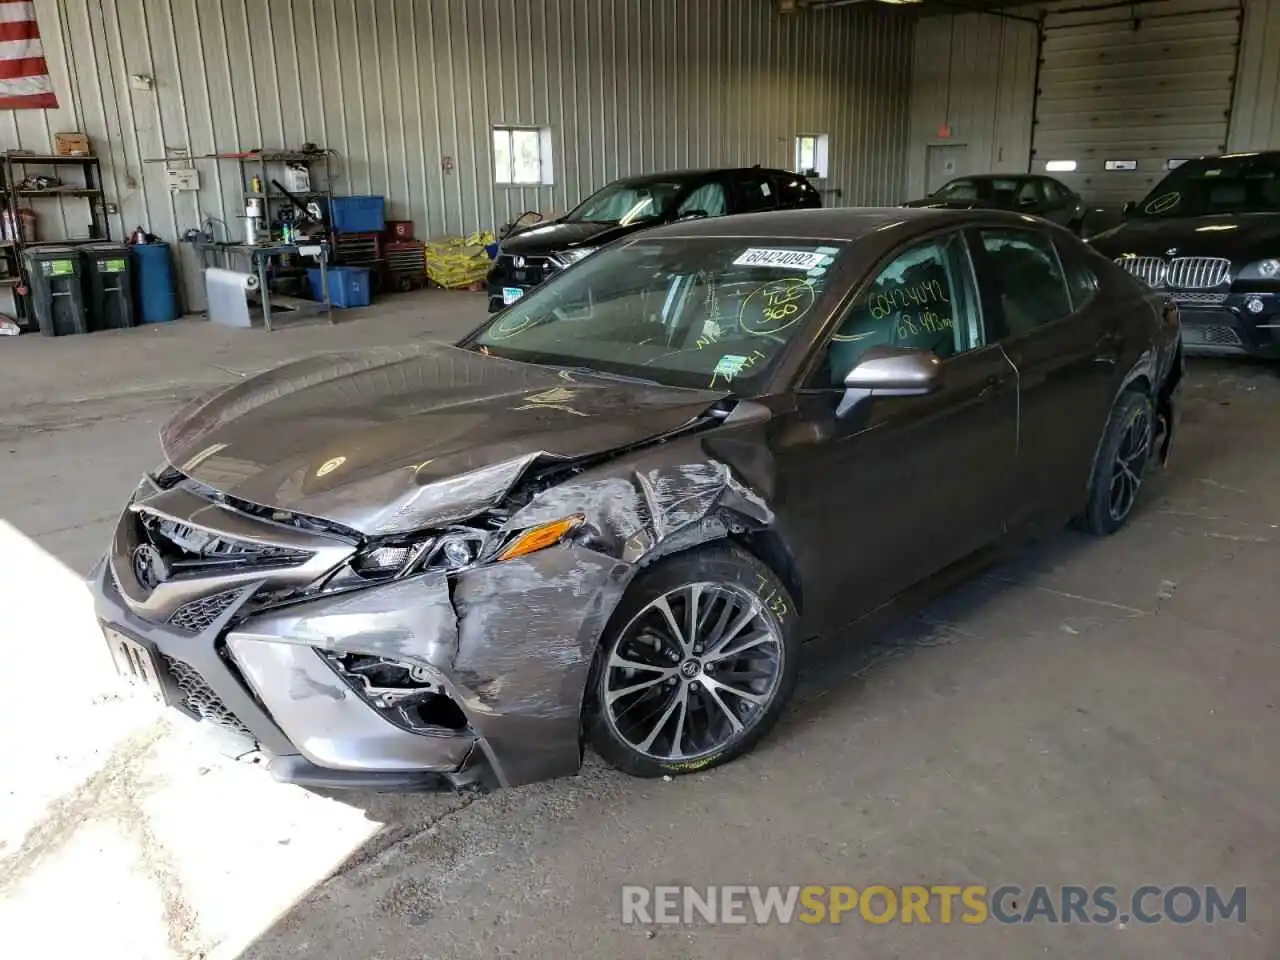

162,653,256,741
1182,324,1243,346
168,588,243,633
1117,256,1166,287
1116,256,1231,291
1166,256,1231,290
1173,291,1229,305
494,253,553,287
140,513,312,572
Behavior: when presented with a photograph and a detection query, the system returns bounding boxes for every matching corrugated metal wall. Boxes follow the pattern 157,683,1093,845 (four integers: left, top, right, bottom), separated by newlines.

906,12,1040,198
1229,0,1280,151
8,0,915,311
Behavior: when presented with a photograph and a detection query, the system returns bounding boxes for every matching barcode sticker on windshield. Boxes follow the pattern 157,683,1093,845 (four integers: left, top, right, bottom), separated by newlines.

733,248,828,270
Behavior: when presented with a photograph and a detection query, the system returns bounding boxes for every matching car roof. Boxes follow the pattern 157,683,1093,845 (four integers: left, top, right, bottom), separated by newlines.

641,206,1051,242
948,173,1036,182
614,167,795,185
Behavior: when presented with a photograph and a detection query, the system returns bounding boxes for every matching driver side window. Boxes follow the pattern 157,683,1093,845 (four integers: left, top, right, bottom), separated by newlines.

820,232,983,387
677,182,728,218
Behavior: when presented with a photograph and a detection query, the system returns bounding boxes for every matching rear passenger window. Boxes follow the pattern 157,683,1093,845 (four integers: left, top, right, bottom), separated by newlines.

978,229,1073,336
775,175,818,208
732,173,779,213
678,182,728,218
1015,180,1043,208
1057,245,1099,311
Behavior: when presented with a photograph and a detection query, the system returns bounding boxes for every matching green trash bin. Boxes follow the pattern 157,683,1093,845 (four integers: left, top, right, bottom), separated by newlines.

23,246,88,337
80,243,137,331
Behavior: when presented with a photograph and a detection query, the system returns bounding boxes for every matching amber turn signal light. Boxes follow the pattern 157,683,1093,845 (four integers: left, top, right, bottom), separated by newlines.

496,514,585,562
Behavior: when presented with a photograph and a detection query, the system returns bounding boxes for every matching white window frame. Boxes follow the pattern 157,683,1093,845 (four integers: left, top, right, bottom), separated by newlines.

492,125,554,186
794,133,829,179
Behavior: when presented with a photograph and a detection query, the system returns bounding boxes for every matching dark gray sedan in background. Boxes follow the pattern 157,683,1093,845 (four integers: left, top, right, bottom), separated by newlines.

93,208,1183,791
903,174,1088,234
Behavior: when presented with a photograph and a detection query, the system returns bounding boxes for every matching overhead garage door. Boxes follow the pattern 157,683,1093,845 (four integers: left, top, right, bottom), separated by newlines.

1031,0,1243,205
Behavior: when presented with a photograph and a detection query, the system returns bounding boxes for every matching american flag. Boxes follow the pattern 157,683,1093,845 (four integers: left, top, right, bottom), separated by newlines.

0,0,57,110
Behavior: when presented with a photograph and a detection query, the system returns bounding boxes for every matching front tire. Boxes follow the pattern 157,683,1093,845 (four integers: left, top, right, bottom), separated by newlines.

585,544,800,778
1079,390,1155,535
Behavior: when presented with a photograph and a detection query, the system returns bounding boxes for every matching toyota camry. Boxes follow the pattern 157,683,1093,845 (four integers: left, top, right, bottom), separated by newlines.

93,208,1183,791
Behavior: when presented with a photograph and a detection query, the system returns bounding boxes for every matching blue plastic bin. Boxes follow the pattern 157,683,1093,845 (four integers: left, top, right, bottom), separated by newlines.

308,266,371,308
330,195,385,234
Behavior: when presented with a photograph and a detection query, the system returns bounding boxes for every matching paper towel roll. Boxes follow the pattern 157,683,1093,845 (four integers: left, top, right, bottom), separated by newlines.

205,266,260,291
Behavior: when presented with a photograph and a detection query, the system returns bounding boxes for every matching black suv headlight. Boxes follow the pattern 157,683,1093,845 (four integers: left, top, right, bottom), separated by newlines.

1237,258,1280,281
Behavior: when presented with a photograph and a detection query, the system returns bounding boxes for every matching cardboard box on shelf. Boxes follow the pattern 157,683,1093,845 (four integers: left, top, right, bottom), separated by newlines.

54,133,90,157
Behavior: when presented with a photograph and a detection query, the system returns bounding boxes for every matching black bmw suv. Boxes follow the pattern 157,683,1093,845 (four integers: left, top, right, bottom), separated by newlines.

486,166,822,312
1089,151,1280,358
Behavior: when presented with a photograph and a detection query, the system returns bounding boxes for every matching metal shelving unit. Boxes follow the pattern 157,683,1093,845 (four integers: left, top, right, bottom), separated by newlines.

1,152,110,327
235,150,335,236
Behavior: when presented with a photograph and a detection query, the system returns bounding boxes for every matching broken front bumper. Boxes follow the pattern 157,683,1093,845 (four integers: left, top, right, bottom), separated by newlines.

91,510,627,791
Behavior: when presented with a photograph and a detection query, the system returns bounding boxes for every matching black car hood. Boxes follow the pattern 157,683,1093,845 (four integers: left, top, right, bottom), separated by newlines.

159,342,724,536
498,218,653,256
1088,212,1280,261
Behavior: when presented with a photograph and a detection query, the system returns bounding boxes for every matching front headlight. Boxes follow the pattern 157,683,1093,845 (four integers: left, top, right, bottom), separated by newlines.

1238,258,1280,280
551,247,597,268
340,514,584,586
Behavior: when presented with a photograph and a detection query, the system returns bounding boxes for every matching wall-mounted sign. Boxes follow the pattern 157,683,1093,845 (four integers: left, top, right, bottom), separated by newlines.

937,124,951,139
1104,160,1138,171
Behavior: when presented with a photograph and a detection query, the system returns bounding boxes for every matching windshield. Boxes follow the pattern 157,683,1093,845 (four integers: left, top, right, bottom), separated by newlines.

466,237,849,393
933,178,1020,202
1133,153,1280,218
565,180,683,224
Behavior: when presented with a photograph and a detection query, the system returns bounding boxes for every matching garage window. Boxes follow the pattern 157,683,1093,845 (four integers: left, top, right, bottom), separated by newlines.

493,126,553,186
795,134,829,178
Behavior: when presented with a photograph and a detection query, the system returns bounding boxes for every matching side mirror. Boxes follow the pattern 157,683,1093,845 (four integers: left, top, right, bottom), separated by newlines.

1121,200,1136,217
677,209,709,221
837,346,942,418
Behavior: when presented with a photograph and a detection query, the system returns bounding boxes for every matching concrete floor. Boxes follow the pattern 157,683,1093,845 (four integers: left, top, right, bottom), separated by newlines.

1,293,1277,959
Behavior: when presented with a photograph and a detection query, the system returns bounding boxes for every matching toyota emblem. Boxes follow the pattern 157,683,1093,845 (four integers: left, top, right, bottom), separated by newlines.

131,544,169,590
514,256,526,268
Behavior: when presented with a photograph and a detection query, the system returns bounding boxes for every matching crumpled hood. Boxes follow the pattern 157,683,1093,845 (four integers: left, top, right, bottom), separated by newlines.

160,342,724,535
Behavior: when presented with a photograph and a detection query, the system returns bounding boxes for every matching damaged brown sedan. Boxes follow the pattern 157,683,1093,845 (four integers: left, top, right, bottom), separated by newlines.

92,208,1183,790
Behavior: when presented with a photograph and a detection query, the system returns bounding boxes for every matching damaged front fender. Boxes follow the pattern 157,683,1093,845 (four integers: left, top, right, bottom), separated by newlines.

228,428,782,789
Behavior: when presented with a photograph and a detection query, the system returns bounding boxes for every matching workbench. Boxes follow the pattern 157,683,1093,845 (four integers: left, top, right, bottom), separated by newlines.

194,240,334,331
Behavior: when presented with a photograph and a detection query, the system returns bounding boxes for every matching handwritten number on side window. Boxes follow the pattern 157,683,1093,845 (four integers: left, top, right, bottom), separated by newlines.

869,278,948,321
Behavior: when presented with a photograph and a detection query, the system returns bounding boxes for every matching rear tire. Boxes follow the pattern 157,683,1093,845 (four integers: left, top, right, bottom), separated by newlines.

585,544,800,779
1079,390,1155,535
